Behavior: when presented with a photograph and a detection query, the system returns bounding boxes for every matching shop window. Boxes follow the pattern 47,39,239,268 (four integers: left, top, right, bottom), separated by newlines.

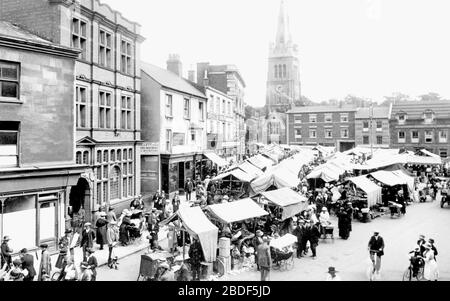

0,121,19,167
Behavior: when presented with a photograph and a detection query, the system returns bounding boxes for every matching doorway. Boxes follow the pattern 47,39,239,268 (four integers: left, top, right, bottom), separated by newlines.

161,163,169,195
37,193,59,248
69,177,91,223
178,162,185,190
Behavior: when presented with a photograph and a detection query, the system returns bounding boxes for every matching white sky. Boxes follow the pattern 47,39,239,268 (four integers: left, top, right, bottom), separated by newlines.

102,0,450,106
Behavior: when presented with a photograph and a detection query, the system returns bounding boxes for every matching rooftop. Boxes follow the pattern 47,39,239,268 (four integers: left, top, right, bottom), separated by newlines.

287,105,357,114
356,106,391,119
0,21,51,44
391,100,450,119
141,62,206,99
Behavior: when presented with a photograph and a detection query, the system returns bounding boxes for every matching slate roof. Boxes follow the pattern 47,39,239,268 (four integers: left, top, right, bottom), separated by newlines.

141,61,206,99
390,100,450,119
287,105,357,114
0,21,50,43
356,106,391,119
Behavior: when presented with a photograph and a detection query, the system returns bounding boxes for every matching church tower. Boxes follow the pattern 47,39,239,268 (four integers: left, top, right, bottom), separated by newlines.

266,0,301,113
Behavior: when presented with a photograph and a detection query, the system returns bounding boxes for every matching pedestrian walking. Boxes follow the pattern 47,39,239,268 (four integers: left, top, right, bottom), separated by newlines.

428,238,438,260
1,236,13,271
368,231,384,277
95,211,108,250
19,248,36,281
106,221,119,269
172,192,181,213
184,178,194,201
293,220,306,258
80,222,95,261
38,244,51,281
256,236,271,281
56,229,73,273
326,267,341,281
188,236,204,281
307,221,320,259
423,243,439,281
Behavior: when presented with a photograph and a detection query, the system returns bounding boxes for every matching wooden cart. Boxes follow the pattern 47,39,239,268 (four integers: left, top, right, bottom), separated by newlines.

137,251,174,281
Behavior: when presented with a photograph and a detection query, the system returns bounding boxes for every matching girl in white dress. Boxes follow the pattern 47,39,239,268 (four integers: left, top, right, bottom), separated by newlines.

423,243,439,281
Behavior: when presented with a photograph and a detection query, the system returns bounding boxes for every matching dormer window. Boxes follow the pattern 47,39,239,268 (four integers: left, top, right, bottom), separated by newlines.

397,113,407,124
423,110,435,124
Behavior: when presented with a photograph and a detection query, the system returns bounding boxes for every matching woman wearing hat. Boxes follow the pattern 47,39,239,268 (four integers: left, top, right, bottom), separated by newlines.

1,236,13,271
119,210,132,246
96,211,108,250
56,229,73,271
326,267,341,281
106,221,119,269
423,243,439,281
38,244,52,281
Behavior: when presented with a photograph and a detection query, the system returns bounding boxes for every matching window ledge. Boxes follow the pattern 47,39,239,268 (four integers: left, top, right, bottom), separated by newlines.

0,97,22,104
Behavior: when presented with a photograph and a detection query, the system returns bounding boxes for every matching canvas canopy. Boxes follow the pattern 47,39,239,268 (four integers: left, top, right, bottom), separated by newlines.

306,163,344,182
260,187,308,220
236,161,264,178
417,149,441,159
204,152,228,167
250,167,299,195
160,206,218,262
247,154,274,170
370,170,407,187
206,198,269,224
212,168,256,183
348,175,382,207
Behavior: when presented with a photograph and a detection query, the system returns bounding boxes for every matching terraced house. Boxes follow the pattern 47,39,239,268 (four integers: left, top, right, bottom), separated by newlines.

1,0,145,222
390,100,450,158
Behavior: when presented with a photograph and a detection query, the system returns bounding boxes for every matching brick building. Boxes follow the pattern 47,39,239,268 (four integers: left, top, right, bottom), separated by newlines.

1,0,145,222
0,21,84,250
355,105,392,148
287,106,357,152
196,63,246,160
390,100,450,158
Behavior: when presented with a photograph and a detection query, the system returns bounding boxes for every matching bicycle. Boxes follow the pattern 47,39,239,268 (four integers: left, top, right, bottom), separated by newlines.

402,256,425,281
368,250,382,281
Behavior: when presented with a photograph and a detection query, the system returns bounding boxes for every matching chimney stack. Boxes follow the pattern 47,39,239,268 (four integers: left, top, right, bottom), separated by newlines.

166,54,183,77
188,70,196,82
203,70,209,87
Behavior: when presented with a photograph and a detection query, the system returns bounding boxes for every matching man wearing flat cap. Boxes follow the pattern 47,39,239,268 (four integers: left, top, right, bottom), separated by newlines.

368,231,384,275
81,222,96,261
38,244,51,281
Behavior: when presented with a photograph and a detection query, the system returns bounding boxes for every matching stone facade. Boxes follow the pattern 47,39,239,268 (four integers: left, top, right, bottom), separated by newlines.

1,0,145,220
0,21,84,251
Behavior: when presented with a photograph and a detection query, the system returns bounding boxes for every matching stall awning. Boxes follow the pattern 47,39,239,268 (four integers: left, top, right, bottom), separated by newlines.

247,154,274,170
348,175,382,207
212,169,256,183
306,164,343,182
206,198,269,224
370,170,406,186
417,149,441,159
260,188,308,220
160,206,218,262
204,152,228,167
237,161,264,177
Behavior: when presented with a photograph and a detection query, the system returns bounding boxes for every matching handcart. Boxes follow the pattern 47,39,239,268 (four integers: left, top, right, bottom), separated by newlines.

269,234,296,271
137,251,174,281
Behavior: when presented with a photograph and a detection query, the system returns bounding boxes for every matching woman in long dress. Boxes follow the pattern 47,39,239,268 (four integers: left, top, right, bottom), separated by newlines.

423,243,439,281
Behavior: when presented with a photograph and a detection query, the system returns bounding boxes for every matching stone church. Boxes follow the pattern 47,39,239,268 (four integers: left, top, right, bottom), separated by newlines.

260,0,302,145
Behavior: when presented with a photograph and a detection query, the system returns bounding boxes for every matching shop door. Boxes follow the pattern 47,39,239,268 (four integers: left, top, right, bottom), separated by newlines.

178,162,185,190
37,194,59,248
161,163,169,195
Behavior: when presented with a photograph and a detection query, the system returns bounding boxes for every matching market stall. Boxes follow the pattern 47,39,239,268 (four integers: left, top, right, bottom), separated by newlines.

348,175,382,207
205,198,269,224
246,154,275,171
160,205,218,263
228,161,264,179
211,169,256,198
259,187,308,221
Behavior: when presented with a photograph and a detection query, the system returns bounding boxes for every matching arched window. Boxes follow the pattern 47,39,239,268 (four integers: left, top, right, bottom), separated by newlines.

110,166,121,200
76,151,82,164
103,150,109,162
283,64,287,78
97,150,102,163
274,65,278,78
117,149,122,161
82,151,89,164
278,64,283,78
111,149,115,162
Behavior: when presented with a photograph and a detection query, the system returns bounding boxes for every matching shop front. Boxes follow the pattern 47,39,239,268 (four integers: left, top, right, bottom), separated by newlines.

160,153,195,197
0,165,84,252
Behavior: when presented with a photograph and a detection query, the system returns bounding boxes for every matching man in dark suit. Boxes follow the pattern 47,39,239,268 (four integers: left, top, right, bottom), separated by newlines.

80,223,96,261
293,220,306,258
307,221,321,259
368,231,384,274
184,178,194,201
19,248,36,281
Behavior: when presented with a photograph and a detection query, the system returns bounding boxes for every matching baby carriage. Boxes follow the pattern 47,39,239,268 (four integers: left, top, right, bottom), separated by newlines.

269,234,296,271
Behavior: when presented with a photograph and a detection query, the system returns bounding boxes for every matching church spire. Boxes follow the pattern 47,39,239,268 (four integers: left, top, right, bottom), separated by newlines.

275,0,292,45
